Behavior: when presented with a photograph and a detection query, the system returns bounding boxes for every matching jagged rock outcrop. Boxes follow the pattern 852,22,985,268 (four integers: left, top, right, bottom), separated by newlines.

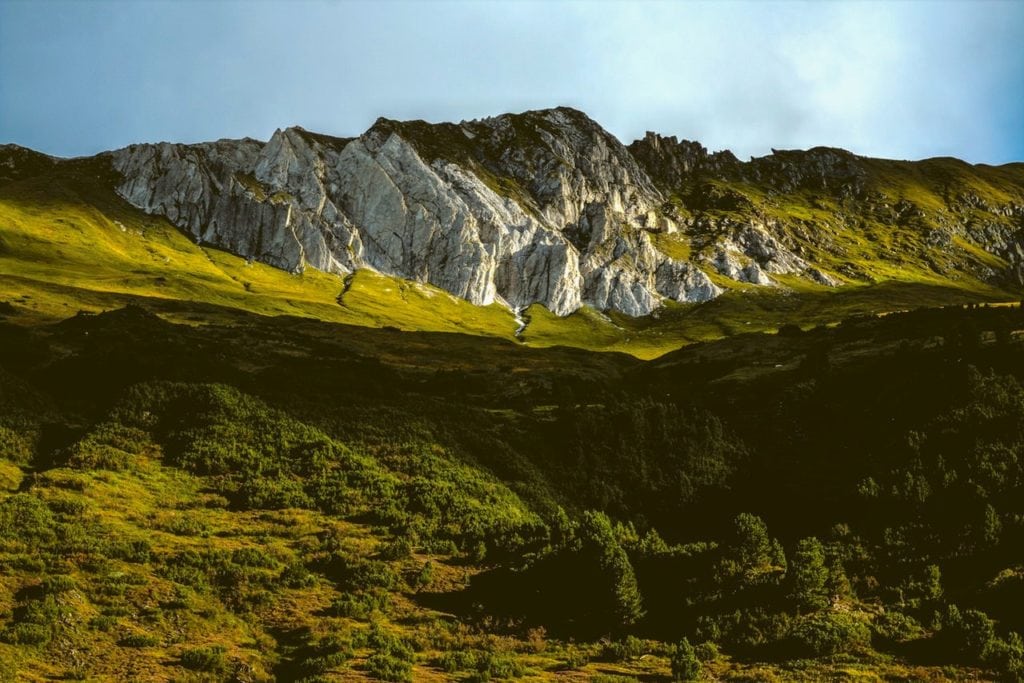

630,131,1024,291
110,108,726,316
705,222,841,287
628,132,741,189
744,147,870,195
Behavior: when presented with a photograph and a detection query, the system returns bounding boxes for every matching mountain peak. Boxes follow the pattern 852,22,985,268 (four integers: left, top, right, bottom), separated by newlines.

0,144,59,184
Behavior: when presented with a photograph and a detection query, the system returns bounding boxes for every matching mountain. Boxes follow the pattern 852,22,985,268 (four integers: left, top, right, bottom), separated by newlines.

4,109,1024,681
2,108,1023,361
9,107,1024,322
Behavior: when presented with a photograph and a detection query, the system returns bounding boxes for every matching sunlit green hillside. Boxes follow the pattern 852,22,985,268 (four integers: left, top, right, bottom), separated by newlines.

0,151,1020,360
0,159,522,340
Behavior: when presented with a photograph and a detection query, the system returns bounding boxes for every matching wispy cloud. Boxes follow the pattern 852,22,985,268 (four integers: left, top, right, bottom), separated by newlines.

1,0,1022,163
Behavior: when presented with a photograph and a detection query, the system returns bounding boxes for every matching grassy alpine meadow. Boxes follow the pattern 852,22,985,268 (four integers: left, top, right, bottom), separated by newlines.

0,163,522,339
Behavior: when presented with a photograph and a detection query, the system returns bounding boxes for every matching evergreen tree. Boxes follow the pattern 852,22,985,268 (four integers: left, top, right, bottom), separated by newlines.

605,542,645,626
826,557,852,603
788,537,829,613
671,637,701,682
579,511,645,627
922,564,944,603
980,503,1002,548
732,513,772,570
718,513,784,586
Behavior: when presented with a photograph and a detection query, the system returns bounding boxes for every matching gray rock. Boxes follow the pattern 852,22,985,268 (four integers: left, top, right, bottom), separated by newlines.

110,108,724,317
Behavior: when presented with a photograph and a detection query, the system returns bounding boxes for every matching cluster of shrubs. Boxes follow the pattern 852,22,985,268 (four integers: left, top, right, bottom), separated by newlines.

0,424,33,465
288,634,354,681
936,605,1024,679
104,381,545,558
65,422,153,471
365,629,416,682
155,546,296,613
330,589,389,620
0,573,77,647
436,648,526,681
0,488,152,566
179,645,228,673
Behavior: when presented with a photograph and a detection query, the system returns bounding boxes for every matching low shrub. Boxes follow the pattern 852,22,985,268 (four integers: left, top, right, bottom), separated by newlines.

789,611,871,657
280,561,317,588
436,649,478,673
41,574,76,594
89,615,118,632
179,645,228,673
0,494,56,545
120,633,160,647
938,605,997,663
602,635,647,661
872,610,924,645
231,547,279,569
1,622,50,646
469,651,526,681
562,647,589,669
694,641,719,662
671,638,701,682
379,536,414,561
365,652,412,682
157,514,210,537
330,590,389,620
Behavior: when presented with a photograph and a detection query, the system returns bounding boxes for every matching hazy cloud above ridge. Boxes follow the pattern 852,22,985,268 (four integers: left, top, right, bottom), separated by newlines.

1,0,1022,164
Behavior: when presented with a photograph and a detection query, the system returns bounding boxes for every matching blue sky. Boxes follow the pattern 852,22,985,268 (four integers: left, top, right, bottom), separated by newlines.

2,0,1023,164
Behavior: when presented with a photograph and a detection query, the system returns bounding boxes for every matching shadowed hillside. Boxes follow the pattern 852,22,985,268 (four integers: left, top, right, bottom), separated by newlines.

0,300,1023,679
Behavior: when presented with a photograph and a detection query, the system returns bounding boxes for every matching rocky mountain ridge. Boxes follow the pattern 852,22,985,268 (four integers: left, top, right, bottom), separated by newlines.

109,108,725,316
7,107,1024,317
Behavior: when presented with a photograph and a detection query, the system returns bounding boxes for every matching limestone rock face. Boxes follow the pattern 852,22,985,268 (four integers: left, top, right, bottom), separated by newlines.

110,108,726,316
703,222,845,287
113,135,327,274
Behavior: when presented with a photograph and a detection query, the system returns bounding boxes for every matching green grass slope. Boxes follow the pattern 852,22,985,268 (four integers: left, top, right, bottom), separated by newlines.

1,151,1020,360
0,159,522,342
